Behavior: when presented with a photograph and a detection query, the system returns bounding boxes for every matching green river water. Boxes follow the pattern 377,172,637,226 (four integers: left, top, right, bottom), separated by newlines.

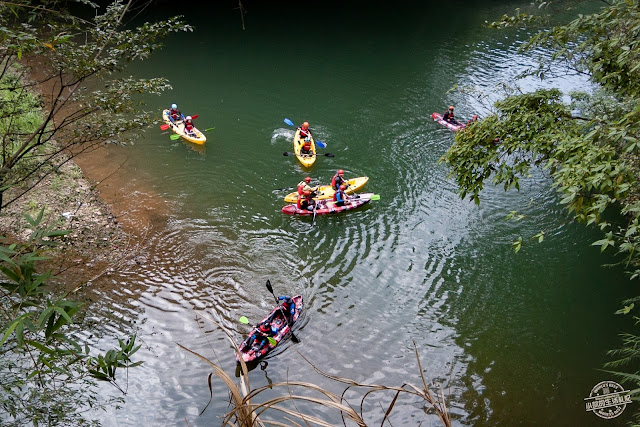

89,1,635,425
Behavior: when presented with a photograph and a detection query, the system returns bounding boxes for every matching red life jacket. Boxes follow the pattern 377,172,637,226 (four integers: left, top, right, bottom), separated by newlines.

331,174,345,190
170,109,180,120
184,121,194,132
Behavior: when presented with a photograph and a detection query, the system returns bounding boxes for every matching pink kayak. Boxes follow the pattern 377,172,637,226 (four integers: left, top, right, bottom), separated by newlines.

236,295,303,364
282,193,374,216
432,112,466,132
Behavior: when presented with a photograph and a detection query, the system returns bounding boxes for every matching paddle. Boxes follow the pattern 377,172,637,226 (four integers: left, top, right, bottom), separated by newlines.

265,280,300,343
311,201,318,226
204,127,215,132
282,152,334,157
160,124,170,131
239,316,277,346
316,140,327,149
284,118,294,127
369,194,380,201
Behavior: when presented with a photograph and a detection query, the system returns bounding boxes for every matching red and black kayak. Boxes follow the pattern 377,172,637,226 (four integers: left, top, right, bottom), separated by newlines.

282,193,374,216
431,112,466,132
236,295,303,364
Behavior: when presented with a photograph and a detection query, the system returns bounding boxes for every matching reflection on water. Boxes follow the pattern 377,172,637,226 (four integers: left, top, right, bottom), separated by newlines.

83,1,636,426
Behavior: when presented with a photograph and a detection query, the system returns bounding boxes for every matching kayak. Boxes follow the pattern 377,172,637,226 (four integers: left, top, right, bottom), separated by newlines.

431,112,465,132
162,109,206,144
283,176,370,203
282,193,374,216
293,128,316,167
236,295,303,364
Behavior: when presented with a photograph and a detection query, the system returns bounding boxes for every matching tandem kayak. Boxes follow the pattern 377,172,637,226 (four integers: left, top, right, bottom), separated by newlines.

431,112,465,132
236,295,303,364
162,109,206,144
282,193,374,216
283,176,370,203
293,128,316,167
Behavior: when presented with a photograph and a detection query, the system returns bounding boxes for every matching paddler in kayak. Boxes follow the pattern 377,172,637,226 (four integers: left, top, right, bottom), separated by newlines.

300,140,313,156
243,322,275,354
333,184,348,207
168,103,182,123
297,176,318,196
331,169,347,191
298,121,311,140
297,190,316,211
442,106,461,125
278,295,296,323
183,115,196,136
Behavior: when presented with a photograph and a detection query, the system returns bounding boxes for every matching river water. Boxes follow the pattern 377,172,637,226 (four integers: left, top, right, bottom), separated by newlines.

83,1,634,425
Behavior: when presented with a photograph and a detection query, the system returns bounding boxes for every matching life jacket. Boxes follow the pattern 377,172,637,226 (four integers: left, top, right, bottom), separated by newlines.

297,194,303,209
444,110,454,121
301,142,312,153
333,189,346,203
299,127,310,138
169,109,180,120
331,174,344,190
184,121,194,132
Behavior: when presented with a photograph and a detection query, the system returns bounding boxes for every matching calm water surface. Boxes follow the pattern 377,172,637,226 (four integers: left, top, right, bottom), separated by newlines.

90,1,633,425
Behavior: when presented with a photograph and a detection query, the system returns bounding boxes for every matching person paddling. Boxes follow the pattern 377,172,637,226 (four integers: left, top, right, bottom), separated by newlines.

297,176,318,196
300,140,313,156
297,190,316,211
442,106,460,125
333,184,348,207
168,103,182,123
298,121,311,140
278,295,296,323
183,115,196,136
331,169,347,191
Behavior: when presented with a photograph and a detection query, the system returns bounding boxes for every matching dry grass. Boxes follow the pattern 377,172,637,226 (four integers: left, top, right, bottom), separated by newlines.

180,311,452,427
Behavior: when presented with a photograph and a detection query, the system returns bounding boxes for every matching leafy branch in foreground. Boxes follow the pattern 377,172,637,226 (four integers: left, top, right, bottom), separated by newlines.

180,312,452,426
0,209,142,425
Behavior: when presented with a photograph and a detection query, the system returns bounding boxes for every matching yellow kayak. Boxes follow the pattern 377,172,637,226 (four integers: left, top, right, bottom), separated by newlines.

293,128,316,167
283,176,369,203
162,109,206,145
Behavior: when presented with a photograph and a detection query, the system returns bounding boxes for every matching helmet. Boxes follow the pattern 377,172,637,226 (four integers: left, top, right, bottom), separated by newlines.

303,190,311,196
186,116,192,120
338,169,344,175
304,176,312,183
171,103,177,109
302,122,309,129
259,323,270,332
339,184,346,190
448,106,454,110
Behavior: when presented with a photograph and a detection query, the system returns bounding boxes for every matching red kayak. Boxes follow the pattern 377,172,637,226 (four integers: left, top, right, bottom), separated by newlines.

282,193,374,216
236,295,303,364
432,112,466,132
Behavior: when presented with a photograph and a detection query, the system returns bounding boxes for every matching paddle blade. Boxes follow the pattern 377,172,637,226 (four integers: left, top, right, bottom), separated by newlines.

160,124,170,131
370,195,380,201
239,316,249,324
284,118,294,127
170,134,181,140
316,140,326,149
191,114,199,119
267,337,277,346
266,280,273,295
283,152,293,156
204,127,215,132
324,153,335,157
